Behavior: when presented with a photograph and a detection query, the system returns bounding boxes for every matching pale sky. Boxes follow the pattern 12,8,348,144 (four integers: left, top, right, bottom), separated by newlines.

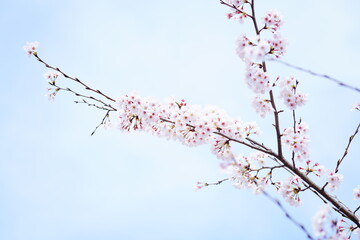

1,0,359,239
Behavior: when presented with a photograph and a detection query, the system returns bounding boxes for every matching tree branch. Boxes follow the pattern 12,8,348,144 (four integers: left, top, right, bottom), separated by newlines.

35,54,117,102
268,57,360,94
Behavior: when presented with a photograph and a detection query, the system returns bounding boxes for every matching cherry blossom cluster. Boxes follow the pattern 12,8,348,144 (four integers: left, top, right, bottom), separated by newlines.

233,9,286,63
23,41,39,56
312,205,355,240
43,71,60,100
45,87,59,101
115,93,261,161
252,95,274,118
278,176,303,206
232,10,288,118
223,151,270,194
245,64,271,93
282,122,310,161
279,76,307,110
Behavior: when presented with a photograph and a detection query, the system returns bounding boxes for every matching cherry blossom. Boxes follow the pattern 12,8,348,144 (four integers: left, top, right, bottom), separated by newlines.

44,71,59,83
226,10,248,23
252,95,274,118
279,76,307,110
353,185,360,200
327,172,344,191
262,10,283,31
267,33,287,57
23,41,39,56
236,35,271,63
223,0,246,8
278,176,303,206
244,65,272,94
312,205,331,237
282,122,310,161
299,160,326,177
45,87,59,101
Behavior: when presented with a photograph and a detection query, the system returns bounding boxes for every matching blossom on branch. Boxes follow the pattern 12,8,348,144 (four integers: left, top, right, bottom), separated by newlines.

115,93,260,156
327,172,344,191
278,176,303,206
282,122,310,161
279,76,307,110
252,95,274,118
23,41,39,56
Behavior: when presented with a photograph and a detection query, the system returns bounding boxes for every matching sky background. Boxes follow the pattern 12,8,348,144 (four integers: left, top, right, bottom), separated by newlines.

1,0,360,239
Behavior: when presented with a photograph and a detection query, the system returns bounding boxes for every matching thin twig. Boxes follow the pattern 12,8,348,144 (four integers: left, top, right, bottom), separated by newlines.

91,110,111,136
292,110,297,169
49,82,116,111
202,178,230,187
262,190,316,240
354,206,360,214
35,54,117,102
214,132,277,157
268,57,360,93
75,99,113,111
334,123,360,173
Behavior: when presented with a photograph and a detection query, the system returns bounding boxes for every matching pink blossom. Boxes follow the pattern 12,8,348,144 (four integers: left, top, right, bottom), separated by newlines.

115,93,260,159
223,0,246,8
23,41,39,56
353,185,360,200
312,205,331,237
44,71,59,83
278,176,303,206
236,35,271,63
327,172,344,191
244,65,272,94
267,33,287,57
279,76,307,110
262,10,283,31
282,122,310,161
252,95,274,118
299,160,326,177
226,9,248,23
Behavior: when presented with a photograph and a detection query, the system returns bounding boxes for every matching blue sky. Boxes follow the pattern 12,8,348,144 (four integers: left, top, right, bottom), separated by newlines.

1,0,360,239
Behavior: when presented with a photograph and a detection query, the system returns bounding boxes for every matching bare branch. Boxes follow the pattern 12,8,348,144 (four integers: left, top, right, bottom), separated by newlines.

91,110,111,136
35,54,117,102
268,57,360,94
334,123,360,173
49,82,117,111
75,99,113,111
261,190,316,240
